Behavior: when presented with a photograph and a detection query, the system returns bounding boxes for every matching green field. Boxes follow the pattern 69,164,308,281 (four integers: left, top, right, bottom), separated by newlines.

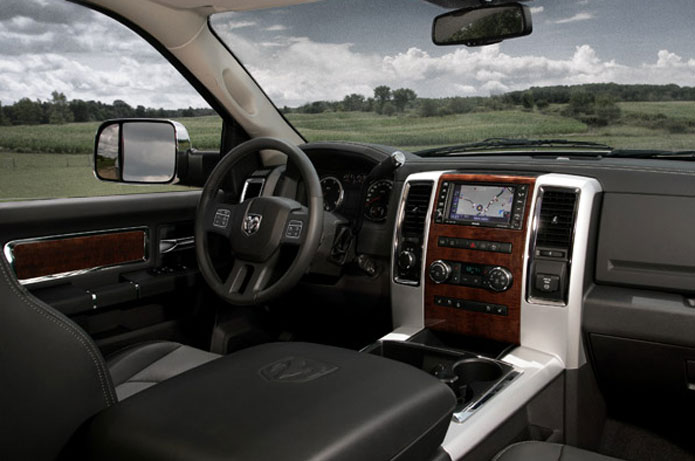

1,102,694,201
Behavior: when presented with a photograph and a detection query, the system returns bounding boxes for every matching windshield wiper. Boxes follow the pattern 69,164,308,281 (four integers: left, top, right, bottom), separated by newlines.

416,138,613,157
606,149,695,159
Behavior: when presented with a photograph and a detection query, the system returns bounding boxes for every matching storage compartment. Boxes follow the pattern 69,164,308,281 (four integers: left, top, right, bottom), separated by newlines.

365,340,517,414
596,193,695,294
589,334,695,405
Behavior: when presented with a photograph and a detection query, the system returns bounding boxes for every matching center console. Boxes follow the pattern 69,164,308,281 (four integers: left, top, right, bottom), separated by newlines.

424,174,535,344
389,170,603,460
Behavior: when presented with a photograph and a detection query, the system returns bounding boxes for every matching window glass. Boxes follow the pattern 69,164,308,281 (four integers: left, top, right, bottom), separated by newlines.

210,0,695,154
0,0,222,201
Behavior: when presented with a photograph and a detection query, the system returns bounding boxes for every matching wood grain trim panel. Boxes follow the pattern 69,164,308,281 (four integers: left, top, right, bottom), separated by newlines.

424,174,536,344
11,230,146,280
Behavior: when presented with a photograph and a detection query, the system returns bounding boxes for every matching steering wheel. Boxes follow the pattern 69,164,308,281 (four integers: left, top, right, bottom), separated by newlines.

195,137,323,305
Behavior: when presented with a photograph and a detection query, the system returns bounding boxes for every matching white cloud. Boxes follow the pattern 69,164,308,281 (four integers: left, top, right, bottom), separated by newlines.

225,37,695,106
1,2,694,111
530,7,544,14
552,12,594,24
264,24,287,31
226,20,257,30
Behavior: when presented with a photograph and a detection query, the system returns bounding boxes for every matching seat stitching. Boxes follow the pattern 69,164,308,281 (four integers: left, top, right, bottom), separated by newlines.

0,261,116,406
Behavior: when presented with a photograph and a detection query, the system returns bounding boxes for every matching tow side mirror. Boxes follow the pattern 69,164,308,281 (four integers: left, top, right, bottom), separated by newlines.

94,119,191,184
432,2,532,47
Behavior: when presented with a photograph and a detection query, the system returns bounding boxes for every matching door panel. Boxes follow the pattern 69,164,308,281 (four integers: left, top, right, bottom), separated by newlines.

0,191,216,355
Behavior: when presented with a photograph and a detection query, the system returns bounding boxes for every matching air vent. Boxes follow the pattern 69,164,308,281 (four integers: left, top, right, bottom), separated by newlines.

402,182,433,236
394,180,433,285
536,188,578,249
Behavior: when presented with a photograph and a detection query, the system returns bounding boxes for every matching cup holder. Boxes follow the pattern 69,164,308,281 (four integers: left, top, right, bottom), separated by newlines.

436,358,505,403
453,358,504,384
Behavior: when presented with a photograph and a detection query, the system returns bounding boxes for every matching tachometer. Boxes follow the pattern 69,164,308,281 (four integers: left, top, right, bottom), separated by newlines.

364,180,393,222
320,176,344,212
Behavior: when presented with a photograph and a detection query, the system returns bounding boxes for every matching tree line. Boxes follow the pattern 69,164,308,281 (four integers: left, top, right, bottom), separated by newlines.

282,83,695,129
0,91,216,126
3,83,694,129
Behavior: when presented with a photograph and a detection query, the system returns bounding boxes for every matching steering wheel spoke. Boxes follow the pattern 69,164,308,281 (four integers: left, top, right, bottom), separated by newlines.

203,199,243,239
223,256,278,298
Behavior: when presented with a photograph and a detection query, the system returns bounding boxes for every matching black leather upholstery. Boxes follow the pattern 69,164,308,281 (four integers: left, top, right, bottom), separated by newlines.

107,341,220,400
493,442,622,461
0,258,116,460
87,342,457,461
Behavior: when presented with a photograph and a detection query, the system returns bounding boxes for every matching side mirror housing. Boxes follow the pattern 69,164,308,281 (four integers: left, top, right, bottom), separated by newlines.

94,119,191,184
432,2,532,47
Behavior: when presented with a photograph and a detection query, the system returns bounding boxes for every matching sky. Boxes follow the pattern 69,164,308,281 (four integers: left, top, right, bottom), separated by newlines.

1,0,694,109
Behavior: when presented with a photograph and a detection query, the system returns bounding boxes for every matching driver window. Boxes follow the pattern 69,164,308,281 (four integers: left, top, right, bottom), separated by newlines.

0,1,222,201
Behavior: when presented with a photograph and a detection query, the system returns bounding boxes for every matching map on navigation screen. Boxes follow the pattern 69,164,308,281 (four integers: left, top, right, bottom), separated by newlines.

448,184,515,224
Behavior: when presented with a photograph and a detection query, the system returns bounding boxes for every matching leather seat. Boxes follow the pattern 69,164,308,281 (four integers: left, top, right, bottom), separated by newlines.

0,256,222,459
107,341,220,400
494,441,622,461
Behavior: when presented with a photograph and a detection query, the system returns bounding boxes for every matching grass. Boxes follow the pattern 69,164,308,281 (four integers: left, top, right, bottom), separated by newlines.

0,152,192,201
287,110,589,148
0,115,223,154
1,101,694,201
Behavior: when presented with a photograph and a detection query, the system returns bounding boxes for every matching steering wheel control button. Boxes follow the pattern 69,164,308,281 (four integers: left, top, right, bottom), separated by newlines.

429,260,452,284
213,209,231,228
535,273,560,293
285,220,303,239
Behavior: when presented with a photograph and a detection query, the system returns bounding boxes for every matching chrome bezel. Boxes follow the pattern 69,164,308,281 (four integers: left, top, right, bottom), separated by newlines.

363,179,393,222
526,185,581,306
320,176,344,212
239,177,266,203
393,179,436,287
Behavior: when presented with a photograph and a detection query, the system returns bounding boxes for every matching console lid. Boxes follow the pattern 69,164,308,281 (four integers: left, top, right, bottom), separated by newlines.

84,342,456,461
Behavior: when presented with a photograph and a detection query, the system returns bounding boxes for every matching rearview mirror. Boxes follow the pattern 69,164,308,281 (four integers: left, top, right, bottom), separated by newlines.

94,119,190,184
432,2,532,47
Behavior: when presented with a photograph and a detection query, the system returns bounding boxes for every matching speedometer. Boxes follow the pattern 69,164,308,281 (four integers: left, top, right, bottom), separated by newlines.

364,180,393,222
320,176,344,212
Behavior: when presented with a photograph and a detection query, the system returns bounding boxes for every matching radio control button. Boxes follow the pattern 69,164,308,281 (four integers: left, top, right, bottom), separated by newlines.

486,266,513,292
429,260,452,284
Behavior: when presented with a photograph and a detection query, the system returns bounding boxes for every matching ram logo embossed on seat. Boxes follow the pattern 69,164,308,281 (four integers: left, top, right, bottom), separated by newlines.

242,213,262,236
260,356,338,383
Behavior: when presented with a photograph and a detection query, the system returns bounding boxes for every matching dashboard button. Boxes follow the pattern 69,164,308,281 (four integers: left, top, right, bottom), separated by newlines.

535,274,560,293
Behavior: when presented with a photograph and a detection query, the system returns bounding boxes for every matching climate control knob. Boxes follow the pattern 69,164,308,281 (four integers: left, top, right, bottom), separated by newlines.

486,266,513,292
397,250,416,271
429,260,452,284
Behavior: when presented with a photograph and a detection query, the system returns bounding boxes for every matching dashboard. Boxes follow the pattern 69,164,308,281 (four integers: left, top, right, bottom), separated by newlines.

236,140,695,456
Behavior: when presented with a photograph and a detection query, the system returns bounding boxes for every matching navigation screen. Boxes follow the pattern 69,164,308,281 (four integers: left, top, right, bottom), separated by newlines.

448,184,515,224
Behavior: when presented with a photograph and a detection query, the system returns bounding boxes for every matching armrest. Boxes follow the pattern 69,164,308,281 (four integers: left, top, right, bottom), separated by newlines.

84,342,456,461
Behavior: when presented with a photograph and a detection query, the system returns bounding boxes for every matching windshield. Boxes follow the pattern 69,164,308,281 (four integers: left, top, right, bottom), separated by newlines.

210,0,695,154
